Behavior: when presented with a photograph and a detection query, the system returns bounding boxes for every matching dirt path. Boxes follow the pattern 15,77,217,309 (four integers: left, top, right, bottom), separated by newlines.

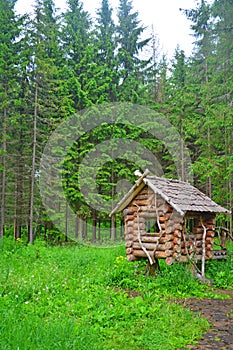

178,290,233,350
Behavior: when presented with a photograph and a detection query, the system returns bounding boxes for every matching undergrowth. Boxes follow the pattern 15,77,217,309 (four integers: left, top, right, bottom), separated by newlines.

0,237,232,350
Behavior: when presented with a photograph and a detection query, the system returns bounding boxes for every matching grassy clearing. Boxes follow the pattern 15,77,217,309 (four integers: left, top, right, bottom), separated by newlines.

0,238,232,350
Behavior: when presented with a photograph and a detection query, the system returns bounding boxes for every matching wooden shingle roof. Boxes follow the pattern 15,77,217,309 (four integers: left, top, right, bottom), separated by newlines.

146,176,230,215
110,170,231,216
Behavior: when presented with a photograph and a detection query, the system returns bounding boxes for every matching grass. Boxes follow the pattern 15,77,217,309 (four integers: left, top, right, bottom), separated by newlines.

0,237,232,350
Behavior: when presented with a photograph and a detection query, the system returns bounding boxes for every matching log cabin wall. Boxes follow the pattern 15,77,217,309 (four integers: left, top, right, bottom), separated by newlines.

177,213,216,263
123,186,184,264
123,186,216,264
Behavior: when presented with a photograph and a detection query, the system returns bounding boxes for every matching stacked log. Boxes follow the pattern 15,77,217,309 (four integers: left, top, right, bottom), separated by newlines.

123,185,216,264
124,190,178,262
175,214,215,262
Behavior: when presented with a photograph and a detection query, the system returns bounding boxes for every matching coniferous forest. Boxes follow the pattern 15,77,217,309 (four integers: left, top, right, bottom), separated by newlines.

0,0,232,243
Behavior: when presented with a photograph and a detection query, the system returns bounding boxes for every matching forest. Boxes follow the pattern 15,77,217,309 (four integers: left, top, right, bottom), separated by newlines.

0,0,233,243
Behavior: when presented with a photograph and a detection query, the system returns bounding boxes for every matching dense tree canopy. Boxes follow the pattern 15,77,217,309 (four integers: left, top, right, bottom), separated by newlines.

0,0,232,241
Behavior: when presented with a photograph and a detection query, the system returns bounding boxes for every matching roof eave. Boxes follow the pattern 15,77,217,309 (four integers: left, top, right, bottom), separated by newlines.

109,169,150,216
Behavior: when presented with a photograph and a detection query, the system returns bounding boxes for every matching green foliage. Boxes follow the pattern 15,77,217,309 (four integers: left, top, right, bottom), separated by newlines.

205,242,233,290
0,238,212,350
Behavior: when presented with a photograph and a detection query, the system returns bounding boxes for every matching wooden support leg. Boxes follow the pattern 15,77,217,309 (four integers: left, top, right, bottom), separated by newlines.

147,259,160,276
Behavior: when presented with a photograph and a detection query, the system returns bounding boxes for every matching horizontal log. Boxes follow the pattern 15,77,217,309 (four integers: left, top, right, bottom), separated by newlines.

127,254,138,262
125,234,133,241
133,242,173,251
132,199,152,206
184,233,204,240
133,236,159,243
138,189,152,195
133,250,170,259
133,223,146,230
157,204,170,213
133,242,165,251
180,246,212,255
187,230,214,238
125,205,158,214
169,223,183,231
195,254,212,260
176,256,188,263
124,207,138,215
192,227,204,234
136,194,152,200
182,242,212,249
133,233,173,244
139,213,157,219
159,214,171,222
125,215,135,222
125,226,133,233
136,232,162,237
134,217,146,223
134,206,159,213
173,216,184,223
173,252,213,261
126,221,134,227
192,227,214,234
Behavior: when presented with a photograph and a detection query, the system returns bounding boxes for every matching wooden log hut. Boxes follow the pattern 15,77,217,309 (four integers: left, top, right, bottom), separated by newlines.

110,170,231,267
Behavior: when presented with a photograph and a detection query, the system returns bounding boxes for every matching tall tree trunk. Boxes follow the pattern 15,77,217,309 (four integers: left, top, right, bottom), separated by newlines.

91,209,97,242
206,125,212,197
110,167,116,239
0,106,7,238
14,124,24,239
28,74,38,244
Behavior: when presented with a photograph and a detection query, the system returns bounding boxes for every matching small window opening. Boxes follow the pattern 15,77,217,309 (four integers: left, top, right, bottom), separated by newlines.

185,217,199,234
146,218,160,233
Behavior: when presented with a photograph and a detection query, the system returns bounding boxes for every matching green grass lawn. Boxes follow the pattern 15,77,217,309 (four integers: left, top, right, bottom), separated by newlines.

0,237,232,350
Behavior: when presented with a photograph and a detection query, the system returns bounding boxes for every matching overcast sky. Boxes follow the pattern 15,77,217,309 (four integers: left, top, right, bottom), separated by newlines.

15,0,209,58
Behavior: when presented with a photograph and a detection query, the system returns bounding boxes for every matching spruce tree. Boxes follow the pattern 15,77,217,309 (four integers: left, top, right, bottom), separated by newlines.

116,0,151,102
61,0,94,110
26,0,64,242
94,0,118,102
0,0,23,237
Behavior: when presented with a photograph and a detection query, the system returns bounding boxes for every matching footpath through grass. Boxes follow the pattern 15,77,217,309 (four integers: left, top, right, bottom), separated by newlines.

0,237,232,350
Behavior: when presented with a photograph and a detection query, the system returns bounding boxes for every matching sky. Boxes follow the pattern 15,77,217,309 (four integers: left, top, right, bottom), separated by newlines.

15,0,203,58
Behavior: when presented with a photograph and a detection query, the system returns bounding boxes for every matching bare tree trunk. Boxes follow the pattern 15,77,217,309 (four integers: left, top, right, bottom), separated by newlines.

98,219,101,241
110,167,116,240
82,220,87,240
75,216,80,239
91,209,97,242
180,118,185,181
28,74,38,244
14,124,24,240
110,214,116,240
206,125,212,197
65,202,68,242
0,106,7,238
227,123,233,234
